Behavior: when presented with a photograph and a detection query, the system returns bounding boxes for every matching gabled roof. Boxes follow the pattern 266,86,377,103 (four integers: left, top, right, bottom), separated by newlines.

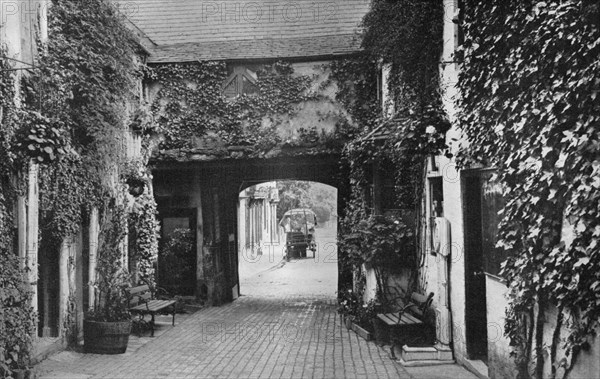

116,0,369,63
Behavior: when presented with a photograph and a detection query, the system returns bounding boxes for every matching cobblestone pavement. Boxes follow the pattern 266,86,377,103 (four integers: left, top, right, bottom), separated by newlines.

35,227,478,378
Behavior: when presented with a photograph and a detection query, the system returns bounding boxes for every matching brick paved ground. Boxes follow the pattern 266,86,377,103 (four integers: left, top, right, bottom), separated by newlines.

35,227,478,378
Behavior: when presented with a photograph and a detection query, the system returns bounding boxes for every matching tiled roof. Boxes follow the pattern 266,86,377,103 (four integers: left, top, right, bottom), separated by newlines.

116,0,369,63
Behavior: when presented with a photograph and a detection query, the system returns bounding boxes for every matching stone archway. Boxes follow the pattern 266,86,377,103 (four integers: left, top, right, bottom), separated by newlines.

152,153,351,305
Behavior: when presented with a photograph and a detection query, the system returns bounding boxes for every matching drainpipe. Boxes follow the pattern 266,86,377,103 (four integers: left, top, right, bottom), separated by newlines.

89,207,99,309
26,161,39,330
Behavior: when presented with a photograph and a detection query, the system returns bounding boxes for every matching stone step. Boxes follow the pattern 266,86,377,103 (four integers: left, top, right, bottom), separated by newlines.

398,344,455,366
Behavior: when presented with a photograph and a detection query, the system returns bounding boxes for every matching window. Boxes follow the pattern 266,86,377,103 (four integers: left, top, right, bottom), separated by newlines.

222,65,259,98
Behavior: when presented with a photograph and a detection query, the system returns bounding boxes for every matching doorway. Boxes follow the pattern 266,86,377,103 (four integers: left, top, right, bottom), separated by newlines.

158,209,197,296
463,174,488,362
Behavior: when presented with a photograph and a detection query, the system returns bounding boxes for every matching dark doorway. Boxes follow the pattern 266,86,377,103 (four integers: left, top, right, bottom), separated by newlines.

38,246,59,337
158,208,197,296
463,174,488,362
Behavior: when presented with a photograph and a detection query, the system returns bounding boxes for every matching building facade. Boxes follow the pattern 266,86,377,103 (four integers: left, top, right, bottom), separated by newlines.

416,1,600,377
238,182,281,261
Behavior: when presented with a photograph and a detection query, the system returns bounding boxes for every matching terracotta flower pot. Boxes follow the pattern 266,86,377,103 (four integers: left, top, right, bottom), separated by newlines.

84,319,131,354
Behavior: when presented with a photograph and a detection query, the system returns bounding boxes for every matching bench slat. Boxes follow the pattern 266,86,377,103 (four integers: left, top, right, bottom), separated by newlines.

130,300,176,313
377,313,396,325
402,303,424,318
377,312,424,326
403,312,422,324
132,293,151,301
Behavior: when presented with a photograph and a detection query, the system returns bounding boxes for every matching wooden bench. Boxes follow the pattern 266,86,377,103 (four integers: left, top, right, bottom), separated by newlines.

127,285,176,337
377,292,435,358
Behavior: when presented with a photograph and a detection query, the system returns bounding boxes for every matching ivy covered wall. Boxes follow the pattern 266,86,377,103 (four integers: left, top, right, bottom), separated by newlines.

454,1,600,378
146,59,361,162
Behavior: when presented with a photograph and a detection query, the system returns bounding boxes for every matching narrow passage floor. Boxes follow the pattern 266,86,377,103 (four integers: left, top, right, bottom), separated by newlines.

36,229,478,378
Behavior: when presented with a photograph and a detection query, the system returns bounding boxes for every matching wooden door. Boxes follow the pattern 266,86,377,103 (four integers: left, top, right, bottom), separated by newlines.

463,175,489,361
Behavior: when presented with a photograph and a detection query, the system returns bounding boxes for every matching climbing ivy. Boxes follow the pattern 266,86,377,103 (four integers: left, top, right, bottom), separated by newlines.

128,192,160,285
456,1,600,377
336,0,448,297
21,0,140,244
0,47,18,252
0,254,36,375
0,49,34,376
150,61,319,151
361,0,445,109
329,56,380,133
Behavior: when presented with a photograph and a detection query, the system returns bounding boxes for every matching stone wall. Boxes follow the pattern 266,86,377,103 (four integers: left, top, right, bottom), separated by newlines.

486,278,517,379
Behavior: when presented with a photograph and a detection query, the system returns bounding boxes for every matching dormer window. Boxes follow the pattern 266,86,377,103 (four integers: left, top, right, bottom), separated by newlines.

222,65,259,98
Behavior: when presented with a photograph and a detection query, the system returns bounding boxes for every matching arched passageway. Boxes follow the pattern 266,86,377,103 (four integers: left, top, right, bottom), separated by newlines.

152,154,351,305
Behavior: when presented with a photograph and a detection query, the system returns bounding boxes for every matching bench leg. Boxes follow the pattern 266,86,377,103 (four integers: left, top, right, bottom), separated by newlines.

390,340,398,360
172,308,175,326
150,313,155,337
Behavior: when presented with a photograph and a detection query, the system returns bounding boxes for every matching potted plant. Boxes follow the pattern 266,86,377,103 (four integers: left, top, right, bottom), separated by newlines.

84,204,132,354
340,214,415,344
0,254,36,378
353,298,376,341
14,109,69,164
121,159,148,198
337,289,361,330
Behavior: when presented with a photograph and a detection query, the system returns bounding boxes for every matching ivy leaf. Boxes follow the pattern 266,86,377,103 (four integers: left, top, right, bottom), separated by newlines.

574,257,590,268
576,222,587,234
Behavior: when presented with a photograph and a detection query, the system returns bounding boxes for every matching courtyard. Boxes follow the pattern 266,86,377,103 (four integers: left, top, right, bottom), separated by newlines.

35,230,477,378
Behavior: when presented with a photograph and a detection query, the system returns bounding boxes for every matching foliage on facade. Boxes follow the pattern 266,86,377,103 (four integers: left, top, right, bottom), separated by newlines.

0,254,36,375
0,42,36,377
148,61,328,152
337,0,448,301
328,57,381,133
0,0,160,347
361,0,445,110
0,47,17,251
19,0,139,244
456,1,600,377
88,204,131,322
128,192,160,285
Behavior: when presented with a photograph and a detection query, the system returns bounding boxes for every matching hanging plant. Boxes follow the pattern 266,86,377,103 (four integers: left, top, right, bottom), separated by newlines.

121,159,149,197
14,110,69,164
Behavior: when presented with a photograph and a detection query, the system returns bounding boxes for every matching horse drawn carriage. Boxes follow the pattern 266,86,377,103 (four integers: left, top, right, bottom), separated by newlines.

279,208,317,259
